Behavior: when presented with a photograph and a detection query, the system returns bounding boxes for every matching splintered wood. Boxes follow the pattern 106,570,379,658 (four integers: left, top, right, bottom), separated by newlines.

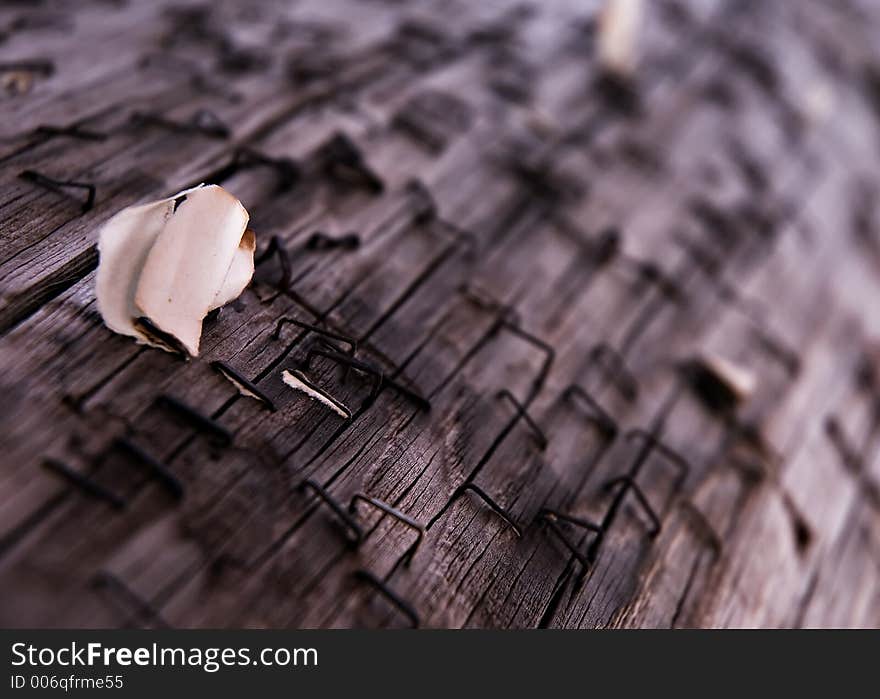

1,0,879,628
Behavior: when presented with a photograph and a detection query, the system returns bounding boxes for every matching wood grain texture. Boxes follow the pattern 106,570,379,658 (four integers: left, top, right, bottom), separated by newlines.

0,0,878,628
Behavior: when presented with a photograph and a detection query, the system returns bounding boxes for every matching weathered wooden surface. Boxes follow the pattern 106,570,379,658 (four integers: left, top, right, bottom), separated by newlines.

0,0,878,628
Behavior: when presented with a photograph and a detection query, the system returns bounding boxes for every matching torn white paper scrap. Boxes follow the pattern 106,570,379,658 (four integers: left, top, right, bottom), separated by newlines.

135,186,249,356
597,0,643,78
95,184,201,342
95,184,254,357
701,353,756,402
281,369,351,419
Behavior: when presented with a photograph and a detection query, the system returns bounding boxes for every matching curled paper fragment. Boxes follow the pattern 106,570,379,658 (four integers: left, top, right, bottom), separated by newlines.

96,184,253,356
281,369,351,419
597,0,643,78
704,354,755,402
685,352,756,415
211,361,277,412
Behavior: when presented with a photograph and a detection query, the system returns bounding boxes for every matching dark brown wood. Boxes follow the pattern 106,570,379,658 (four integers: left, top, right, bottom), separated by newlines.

0,0,878,628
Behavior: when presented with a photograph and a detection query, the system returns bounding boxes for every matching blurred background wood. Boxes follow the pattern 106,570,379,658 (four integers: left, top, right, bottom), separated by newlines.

0,0,878,628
